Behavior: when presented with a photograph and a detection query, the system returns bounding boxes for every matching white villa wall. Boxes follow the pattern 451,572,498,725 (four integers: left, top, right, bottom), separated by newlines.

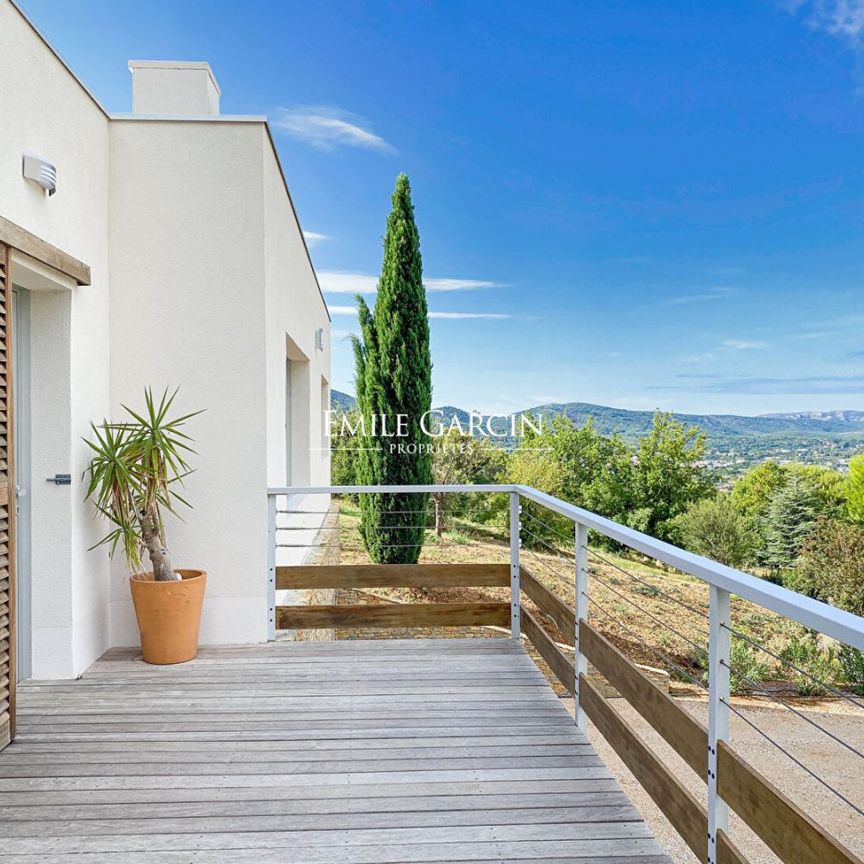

107,118,270,647
0,1,111,678
0,0,331,675
262,132,331,491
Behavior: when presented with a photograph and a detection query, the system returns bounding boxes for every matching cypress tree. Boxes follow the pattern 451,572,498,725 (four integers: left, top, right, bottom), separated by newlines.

351,174,432,563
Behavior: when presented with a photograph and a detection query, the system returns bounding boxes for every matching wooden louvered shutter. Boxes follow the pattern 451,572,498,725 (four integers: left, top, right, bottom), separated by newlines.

0,242,14,751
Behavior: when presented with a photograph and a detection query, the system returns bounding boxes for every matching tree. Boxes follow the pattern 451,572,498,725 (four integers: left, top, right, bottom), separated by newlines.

731,461,786,521
762,472,825,571
430,431,505,536
846,453,864,525
351,175,432,563
797,518,864,617
628,412,712,541
508,416,633,545
329,408,360,489
672,494,758,568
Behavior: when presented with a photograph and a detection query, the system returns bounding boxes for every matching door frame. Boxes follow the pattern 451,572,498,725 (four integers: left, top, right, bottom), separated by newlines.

1,242,16,749
0,218,89,749
12,286,30,683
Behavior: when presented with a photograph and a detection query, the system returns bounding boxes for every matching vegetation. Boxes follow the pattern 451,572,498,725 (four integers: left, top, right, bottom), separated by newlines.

797,519,864,617
673,495,758,568
83,388,201,581
351,174,432,564
780,635,841,697
430,430,505,536
846,453,864,524
330,383,864,700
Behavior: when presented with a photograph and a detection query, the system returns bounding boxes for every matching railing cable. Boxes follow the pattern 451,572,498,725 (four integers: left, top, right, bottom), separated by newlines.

588,548,709,622
719,662,864,764
719,622,864,712
588,568,708,658
721,697,864,820
522,546,574,591
520,508,575,546
585,591,708,692
520,523,576,565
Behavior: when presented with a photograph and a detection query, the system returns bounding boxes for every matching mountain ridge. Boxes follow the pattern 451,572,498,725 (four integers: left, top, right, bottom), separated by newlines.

329,390,864,470
331,390,864,439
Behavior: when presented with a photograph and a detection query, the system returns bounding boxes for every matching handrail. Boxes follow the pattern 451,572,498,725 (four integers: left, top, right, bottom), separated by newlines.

271,482,864,864
270,483,864,650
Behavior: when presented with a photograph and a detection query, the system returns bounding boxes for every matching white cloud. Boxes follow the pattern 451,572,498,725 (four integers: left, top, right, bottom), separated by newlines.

813,0,864,39
273,106,394,152
429,312,512,320
425,278,505,292
318,272,378,294
783,0,864,43
318,271,505,294
303,231,330,246
722,339,768,350
327,304,512,320
662,287,736,307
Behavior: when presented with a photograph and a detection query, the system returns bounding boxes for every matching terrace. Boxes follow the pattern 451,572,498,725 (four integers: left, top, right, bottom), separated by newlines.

1,483,863,864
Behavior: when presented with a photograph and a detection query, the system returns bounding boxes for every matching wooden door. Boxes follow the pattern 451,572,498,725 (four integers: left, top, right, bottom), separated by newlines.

0,242,14,751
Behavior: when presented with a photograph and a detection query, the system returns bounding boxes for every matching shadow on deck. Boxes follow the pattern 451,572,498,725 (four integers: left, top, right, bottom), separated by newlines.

0,638,670,863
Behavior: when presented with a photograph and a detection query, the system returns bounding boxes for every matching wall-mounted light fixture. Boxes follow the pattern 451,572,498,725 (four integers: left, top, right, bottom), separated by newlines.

315,328,325,351
22,151,57,196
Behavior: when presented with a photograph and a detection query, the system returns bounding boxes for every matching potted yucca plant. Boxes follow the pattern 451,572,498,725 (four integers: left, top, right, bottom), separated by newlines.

84,388,205,664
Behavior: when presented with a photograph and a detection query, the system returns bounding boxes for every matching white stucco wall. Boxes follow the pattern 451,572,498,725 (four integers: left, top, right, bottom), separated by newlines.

1,0,331,674
262,132,331,492
107,118,270,647
0,0,111,679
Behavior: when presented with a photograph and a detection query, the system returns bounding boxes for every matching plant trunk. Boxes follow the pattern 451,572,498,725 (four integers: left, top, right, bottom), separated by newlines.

434,494,444,538
141,501,179,581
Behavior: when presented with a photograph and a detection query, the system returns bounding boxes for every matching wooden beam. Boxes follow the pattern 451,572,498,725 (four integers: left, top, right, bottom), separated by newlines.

276,563,510,591
520,565,575,637
580,674,746,864
718,830,749,864
718,740,862,864
580,620,707,778
276,602,510,630
0,215,90,285
520,607,575,694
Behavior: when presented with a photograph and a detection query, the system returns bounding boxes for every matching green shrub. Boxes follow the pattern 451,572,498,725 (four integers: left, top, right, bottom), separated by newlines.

674,640,770,695
672,494,759,568
839,646,864,697
726,639,772,695
797,519,864,617
780,634,840,696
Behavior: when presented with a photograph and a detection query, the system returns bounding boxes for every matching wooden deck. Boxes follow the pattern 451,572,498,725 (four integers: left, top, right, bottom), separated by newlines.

0,638,670,863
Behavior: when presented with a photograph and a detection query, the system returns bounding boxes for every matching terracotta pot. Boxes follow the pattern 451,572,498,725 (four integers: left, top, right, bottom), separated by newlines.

129,569,207,664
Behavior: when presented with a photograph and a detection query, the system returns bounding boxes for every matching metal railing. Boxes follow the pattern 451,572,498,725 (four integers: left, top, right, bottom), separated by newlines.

268,483,864,864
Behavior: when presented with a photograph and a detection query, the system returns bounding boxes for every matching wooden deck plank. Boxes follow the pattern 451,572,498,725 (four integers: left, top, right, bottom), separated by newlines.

1,639,671,863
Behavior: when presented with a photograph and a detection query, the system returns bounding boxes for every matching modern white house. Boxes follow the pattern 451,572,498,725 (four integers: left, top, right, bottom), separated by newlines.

0,0,331,707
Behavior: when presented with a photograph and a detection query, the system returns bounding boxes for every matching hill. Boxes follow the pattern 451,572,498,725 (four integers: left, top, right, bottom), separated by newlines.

330,390,864,472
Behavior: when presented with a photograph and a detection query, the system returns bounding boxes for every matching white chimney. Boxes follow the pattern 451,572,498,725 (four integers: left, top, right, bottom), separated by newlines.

128,61,221,116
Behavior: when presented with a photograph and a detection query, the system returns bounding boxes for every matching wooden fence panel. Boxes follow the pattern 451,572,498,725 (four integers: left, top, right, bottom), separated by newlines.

580,620,707,777
277,563,510,590
718,740,862,864
276,602,510,630
520,566,575,636
520,608,575,694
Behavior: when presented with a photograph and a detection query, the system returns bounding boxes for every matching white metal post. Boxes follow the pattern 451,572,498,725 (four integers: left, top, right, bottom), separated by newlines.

574,521,589,731
267,494,277,642
509,492,521,639
707,585,730,864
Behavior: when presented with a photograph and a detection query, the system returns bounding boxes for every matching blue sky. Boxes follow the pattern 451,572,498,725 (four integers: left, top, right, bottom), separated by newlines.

20,0,864,415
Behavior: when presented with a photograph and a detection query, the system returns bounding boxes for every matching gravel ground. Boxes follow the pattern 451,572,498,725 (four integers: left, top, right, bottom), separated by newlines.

562,693,864,864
